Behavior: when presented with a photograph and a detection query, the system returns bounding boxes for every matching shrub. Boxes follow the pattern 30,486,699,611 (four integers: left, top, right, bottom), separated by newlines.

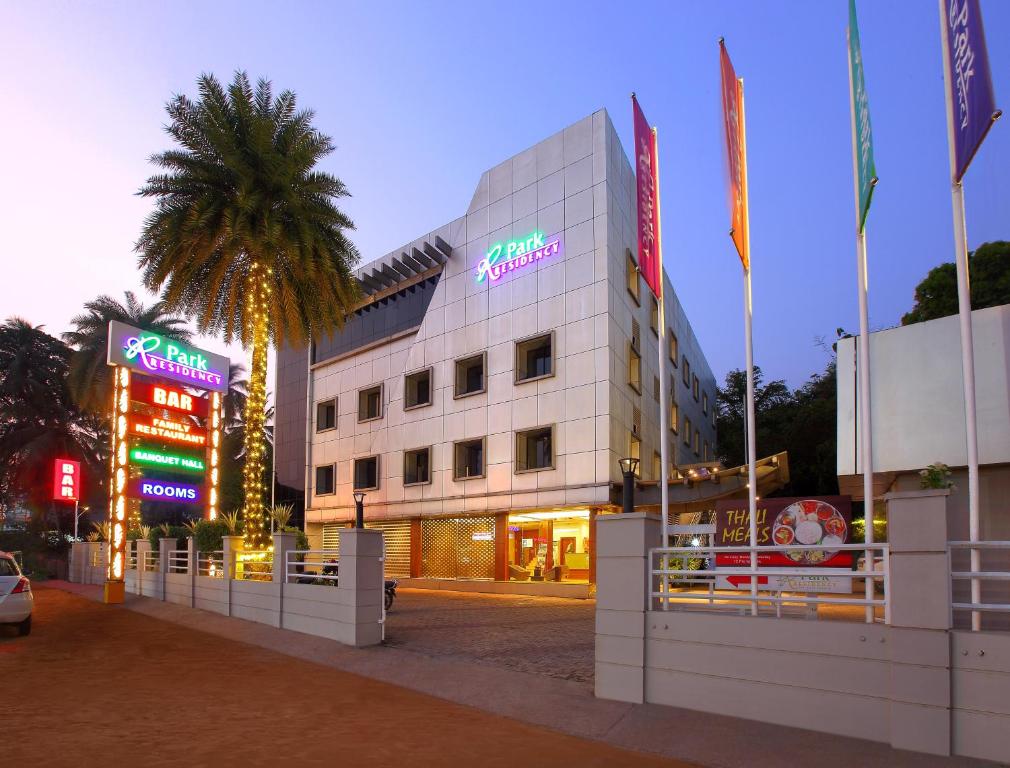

192,519,231,553
148,523,190,550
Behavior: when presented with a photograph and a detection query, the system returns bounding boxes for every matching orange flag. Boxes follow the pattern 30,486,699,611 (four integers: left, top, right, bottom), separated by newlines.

720,39,749,270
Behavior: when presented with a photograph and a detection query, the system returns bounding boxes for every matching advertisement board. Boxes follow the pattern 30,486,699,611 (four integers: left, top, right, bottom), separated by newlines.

53,459,81,501
107,320,229,392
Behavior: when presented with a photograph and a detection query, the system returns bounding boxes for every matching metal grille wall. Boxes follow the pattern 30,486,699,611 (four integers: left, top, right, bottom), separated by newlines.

321,521,410,578
421,516,495,580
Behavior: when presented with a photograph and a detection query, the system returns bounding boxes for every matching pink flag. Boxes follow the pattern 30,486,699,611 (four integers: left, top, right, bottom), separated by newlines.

632,94,662,297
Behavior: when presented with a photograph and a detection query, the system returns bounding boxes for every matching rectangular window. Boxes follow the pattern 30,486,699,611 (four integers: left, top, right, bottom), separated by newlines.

454,353,486,398
315,464,335,496
515,332,554,383
516,426,554,472
650,297,659,335
626,250,640,304
315,398,336,432
653,451,661,481
358,384,383,422
628,345,642,393
682,356,691,386
683,417,692,445
703,391,709,416
403,447,431,486
453,438,485,480
693,429,700,455
653,375,660,403
353,455,379,491
629,434,641,477
704,441,711,461
669,331,678,364
404,368,433,410
671,398,679,433
692,374,700,402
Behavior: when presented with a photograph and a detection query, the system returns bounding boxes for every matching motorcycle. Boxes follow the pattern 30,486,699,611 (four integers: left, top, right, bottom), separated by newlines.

296,559,398,611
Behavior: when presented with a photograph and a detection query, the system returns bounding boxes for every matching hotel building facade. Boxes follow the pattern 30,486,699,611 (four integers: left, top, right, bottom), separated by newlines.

274,109,717,595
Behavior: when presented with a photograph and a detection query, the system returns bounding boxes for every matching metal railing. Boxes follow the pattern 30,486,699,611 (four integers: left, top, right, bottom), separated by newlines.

285,550,339,584
650,543,890,623
126,550,137,569
89,547,105,567
142,551,160,572
197,551,224,578
234,553,273,581
168,549,189,574
949,541,1010,629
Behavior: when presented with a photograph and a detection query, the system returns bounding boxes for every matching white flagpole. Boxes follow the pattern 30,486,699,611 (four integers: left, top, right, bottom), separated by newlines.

846,24,876,625
738,77,758,616
654,126,670,610
938,0,981,630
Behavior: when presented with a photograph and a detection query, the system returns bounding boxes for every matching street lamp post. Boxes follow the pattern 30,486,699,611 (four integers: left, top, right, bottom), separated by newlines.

353,491,365,529
618,457,639,515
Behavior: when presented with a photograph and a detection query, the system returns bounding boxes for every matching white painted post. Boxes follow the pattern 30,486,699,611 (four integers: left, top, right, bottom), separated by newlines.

187,536,196,607
221,535,244,617
336,528,384,647
272,531,297,629
135,539,151,595
158,537,171,602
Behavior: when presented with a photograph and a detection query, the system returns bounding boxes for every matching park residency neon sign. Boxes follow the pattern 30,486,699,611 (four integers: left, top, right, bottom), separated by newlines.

475,230,562,283
106,320,228,392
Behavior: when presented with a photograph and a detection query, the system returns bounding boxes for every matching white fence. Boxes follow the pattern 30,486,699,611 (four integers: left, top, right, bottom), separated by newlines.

949,540,1010,630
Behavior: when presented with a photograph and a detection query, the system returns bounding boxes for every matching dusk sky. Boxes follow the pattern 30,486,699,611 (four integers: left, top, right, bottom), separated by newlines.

3,1,1007,390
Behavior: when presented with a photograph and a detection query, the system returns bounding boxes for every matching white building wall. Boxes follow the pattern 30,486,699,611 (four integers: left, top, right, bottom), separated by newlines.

307,109,717,523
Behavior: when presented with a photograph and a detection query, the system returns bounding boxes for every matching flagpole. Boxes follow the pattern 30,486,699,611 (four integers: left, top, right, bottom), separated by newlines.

738,77,758,617
654,125,670,610
938,0,981,630
846,23,876,625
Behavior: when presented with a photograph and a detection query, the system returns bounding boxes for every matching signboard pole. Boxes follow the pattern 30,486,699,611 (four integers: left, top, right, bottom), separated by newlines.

654,125,670,610
73,500,79,542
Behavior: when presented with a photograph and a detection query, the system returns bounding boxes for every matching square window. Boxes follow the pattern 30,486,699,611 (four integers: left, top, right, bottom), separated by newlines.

515,333,554,383
315,398,336,432
626,250,640,305
669,331,679,364
516,426,554,472
454,353,486,398
403,447,431,485
358,384,383,422
683,417,692,445
404,368,433,410
650,297,659,335
314,464,335,495
628,345,642,393
454,438,485,480
693,374,700,401
703,391,709,416
353,456,379,490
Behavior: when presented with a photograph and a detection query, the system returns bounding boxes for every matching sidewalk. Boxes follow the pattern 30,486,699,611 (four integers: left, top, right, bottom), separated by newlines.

49,581,996,768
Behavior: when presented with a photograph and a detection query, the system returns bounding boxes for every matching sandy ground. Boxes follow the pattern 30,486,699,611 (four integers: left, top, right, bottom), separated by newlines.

1,586,692,768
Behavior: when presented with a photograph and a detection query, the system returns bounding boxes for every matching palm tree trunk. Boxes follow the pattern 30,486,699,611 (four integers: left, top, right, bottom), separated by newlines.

242,271,271,549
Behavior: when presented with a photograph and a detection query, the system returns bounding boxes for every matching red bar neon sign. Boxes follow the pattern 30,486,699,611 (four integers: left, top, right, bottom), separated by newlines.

53,459,81,501
131,380,209,417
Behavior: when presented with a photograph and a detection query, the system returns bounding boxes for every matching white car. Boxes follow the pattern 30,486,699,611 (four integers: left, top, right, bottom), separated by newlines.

0,552,33,636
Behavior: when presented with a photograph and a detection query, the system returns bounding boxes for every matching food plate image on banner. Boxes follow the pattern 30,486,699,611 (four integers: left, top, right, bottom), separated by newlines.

713,496,854,594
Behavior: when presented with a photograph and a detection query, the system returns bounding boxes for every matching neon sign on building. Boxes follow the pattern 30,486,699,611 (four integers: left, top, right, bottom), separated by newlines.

107,320,229,392
128,478,201,503
131,415,208,447
130,447,206,473
475,231,562,283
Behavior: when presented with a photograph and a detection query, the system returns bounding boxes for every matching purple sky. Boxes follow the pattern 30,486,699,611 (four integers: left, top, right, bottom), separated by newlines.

4,1,1008,390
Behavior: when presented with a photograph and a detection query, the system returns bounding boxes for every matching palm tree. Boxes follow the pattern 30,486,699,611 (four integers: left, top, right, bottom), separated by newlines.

62,291,192,415
135,72,360,549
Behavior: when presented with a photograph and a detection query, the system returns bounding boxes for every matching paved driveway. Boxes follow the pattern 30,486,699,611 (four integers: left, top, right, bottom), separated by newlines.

385,588,596,684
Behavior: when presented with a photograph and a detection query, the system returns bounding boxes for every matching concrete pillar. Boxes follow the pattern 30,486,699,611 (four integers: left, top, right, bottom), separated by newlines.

69,542,85,583
135,539,152,571
222,535,244,580
594,512,661,704
336,528,384,647
158,537,172,574
187,536,196,606
885,489,952,756
272,531,297,584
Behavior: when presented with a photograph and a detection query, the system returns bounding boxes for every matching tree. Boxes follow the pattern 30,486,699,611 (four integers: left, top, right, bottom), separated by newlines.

136,72,360,548
902,240,1010,325
62,291,192,414
715,366,793,470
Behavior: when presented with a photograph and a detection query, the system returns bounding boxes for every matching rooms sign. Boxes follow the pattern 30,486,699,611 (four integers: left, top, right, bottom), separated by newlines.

475,230,562,283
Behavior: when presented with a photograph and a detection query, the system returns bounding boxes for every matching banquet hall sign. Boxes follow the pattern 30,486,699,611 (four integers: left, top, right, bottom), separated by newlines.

713,496,854,593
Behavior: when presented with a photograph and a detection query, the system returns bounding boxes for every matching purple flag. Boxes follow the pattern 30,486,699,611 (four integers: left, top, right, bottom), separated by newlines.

942,0,1001,181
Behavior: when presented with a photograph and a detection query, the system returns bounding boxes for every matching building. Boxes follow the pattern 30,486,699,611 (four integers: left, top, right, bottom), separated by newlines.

274,109,718,595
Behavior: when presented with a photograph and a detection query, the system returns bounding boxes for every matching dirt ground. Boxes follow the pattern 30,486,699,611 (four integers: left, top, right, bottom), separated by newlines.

1,586,692,768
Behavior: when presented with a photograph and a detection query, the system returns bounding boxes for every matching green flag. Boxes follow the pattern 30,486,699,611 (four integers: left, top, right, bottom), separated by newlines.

848,0,877,232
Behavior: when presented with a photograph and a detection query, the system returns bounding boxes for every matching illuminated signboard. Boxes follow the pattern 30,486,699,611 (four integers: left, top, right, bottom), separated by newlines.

131,380,209,417
130,446,206,473
130,415,208,447
107,320,228,392
475,231,562,283
52,458,81,501
128,478,201,503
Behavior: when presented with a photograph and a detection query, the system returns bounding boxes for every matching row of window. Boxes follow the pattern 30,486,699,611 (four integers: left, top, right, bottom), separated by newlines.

316,333,556,431
314,426,556,494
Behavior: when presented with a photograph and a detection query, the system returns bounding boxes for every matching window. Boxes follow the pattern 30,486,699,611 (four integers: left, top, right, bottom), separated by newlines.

682,356,691,386
703,391,709,416
454,438,485,480
650,297,659,335
693,429,701,455
404,368,433,410
669,331,678,364
628,345,642,393
629,433,641,477
683,417,692,445
631,319,641,352
670,397,680,433
516,426,554,472
316,398,336,432
704,441,711,461
515,332,554,383
315,464,335,496
626,249,640,304
653,452,661,481
454,353,486,398
692,374,700,402
653,376,660,403
353,455,379,490
358,384,383,422
403,447,431,486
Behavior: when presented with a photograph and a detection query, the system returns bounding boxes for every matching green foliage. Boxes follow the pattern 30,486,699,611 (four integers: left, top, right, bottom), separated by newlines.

902,241,1010,325
148,524,190,550
192,519,231,552
282,526,309,552
920,462,955,490
716,362,838,496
